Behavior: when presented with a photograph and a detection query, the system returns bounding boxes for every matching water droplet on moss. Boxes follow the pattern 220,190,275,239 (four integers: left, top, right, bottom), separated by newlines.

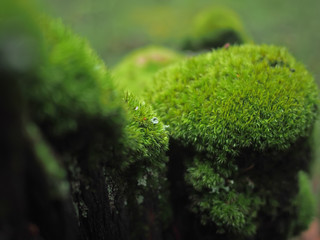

151,117,159,124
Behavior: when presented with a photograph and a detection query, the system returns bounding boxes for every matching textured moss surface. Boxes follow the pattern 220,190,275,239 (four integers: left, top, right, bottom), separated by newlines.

120,93,169,172
146,44,319,238
183,7,251,51
148,44,318,154
113,45,183,95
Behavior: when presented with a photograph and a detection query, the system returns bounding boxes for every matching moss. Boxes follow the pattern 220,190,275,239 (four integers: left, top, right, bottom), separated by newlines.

113,92,170,238
146,44,319,238
183,6,252,51
14,16,126,172
113,45,183,95
148,44,318,154
291,171,316,234
120,93,169,172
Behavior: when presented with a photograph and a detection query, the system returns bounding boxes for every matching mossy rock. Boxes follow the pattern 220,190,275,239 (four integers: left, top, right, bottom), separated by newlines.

146,44,319,239
113,45,183,95
183,7,252,51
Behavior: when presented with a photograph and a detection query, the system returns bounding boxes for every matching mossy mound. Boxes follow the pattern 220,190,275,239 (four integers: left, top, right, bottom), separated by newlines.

183,7,251,51
149,44,318,154
113,46,183,95
146,44,319,238
22,16,125,153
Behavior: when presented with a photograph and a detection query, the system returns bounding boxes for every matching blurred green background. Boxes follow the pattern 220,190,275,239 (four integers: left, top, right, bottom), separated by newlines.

41,0,320,224
41,0,320,82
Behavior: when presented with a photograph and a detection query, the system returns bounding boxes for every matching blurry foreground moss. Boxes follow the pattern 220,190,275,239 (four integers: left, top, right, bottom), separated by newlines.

21,15,170,239
24,16,125,153
1,2,78,239
113,45,183,95
292,171,316,234
146,44,319,239
183,6,252,51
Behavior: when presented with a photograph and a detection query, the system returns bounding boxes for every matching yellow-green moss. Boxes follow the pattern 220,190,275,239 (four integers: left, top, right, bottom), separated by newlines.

148,44,318,154
113,45,183,95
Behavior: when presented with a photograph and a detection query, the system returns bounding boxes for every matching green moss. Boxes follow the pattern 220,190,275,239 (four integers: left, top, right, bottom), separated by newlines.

183,6,252,51
113,46,183,95
21,16,124,154
148,44,318,154
146,44,319,238
114,92,170,238
185,157,263,236
291,171,316,234
120,93,169,172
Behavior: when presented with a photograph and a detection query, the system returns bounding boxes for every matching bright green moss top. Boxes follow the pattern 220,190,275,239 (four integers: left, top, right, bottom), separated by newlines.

148,44,319,156
113,46,183,95
184,7,251,50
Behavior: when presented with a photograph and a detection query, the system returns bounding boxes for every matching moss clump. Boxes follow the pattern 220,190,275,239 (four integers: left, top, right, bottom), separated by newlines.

114,92,170,238
17,16,128,239
23,16,124,153
149,44,318,153
120,93,169,173
146,44,319,239
113,46,183,95
183,7,251,51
